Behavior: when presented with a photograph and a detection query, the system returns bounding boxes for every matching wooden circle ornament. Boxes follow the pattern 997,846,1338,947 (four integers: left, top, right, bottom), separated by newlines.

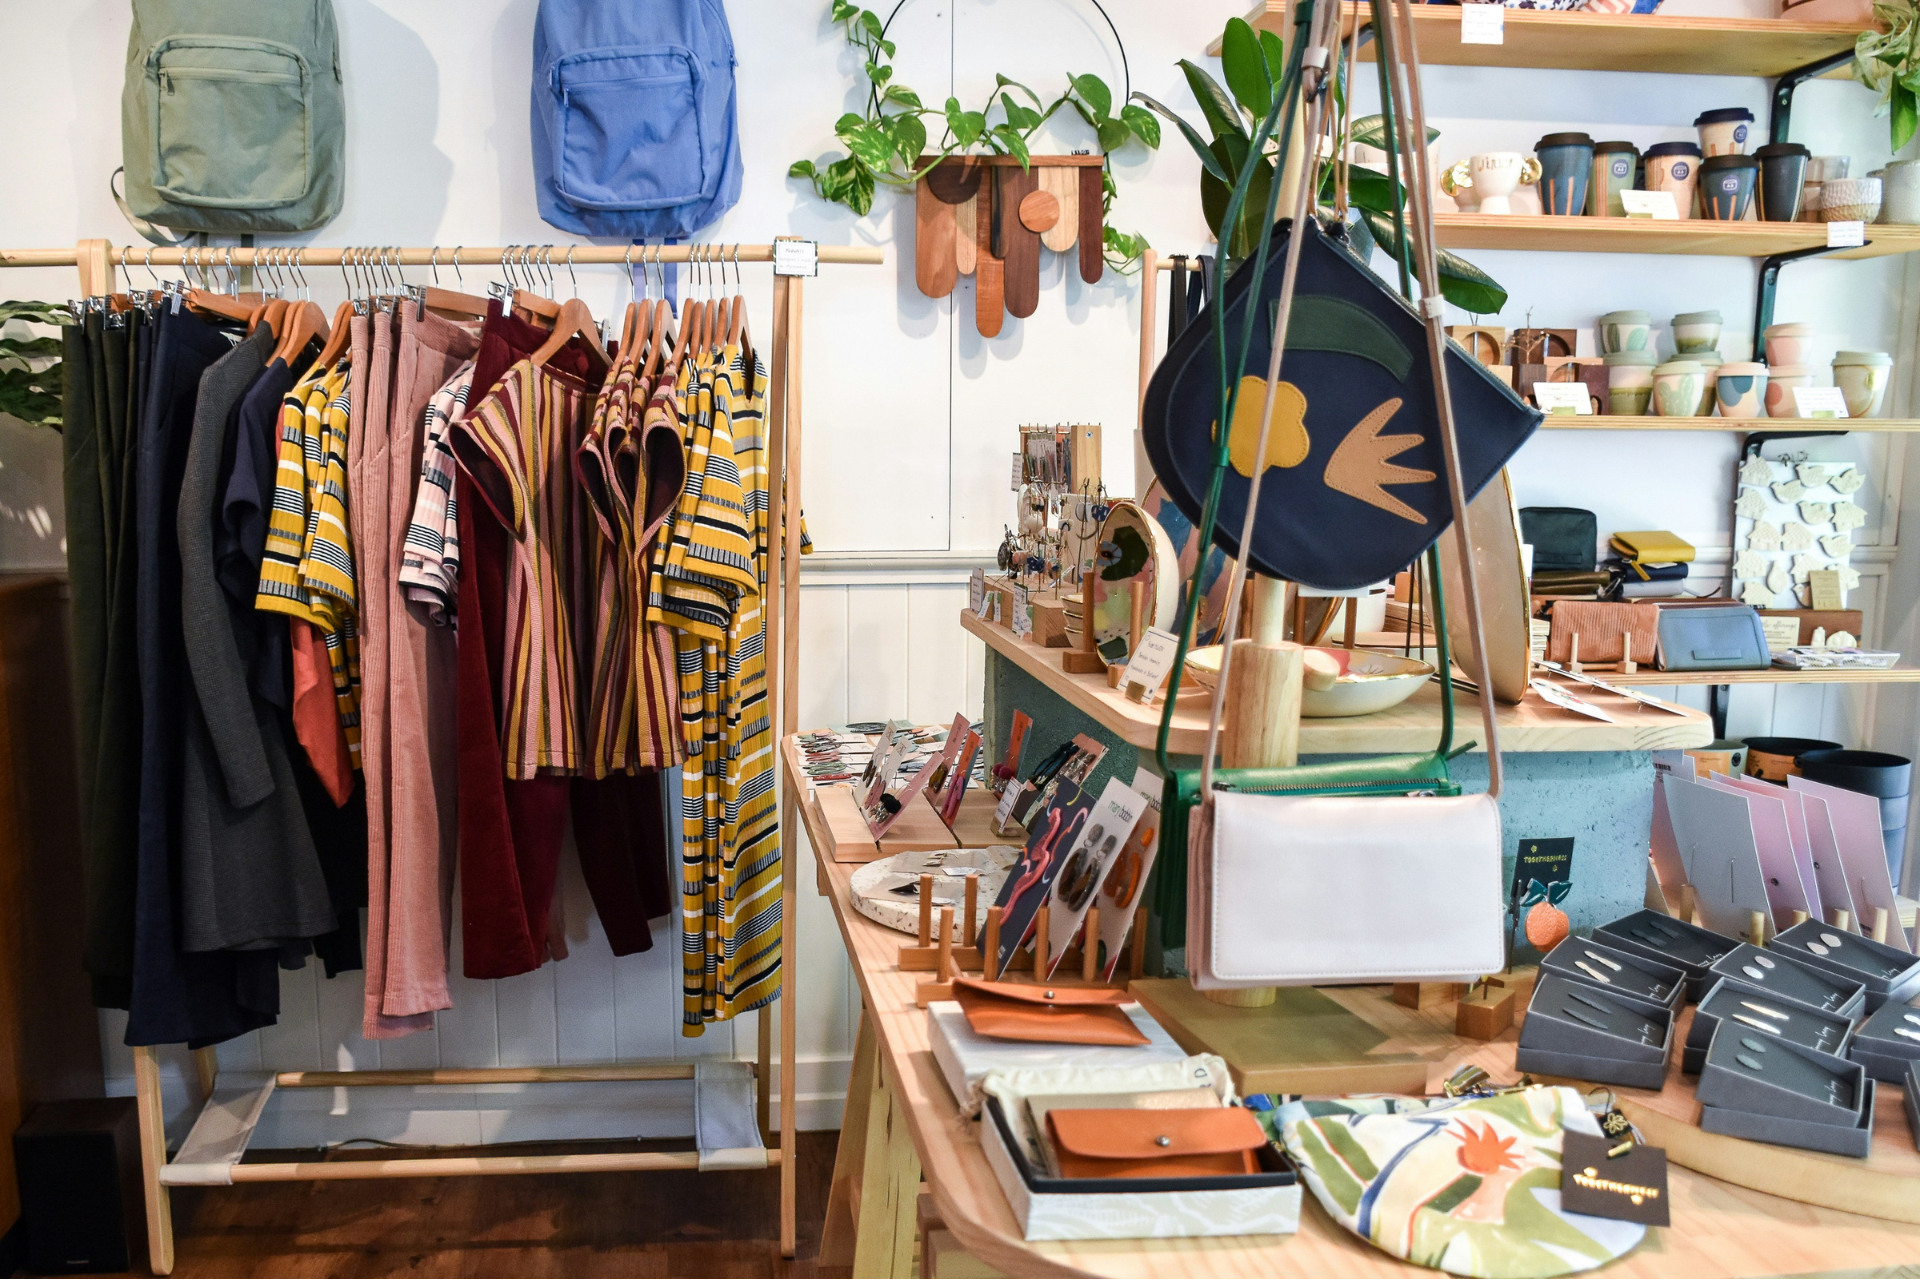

1018,189,1060,233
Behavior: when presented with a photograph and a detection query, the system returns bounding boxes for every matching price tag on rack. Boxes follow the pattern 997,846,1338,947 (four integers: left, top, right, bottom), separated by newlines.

1826,220,1866,249
1011,452,1025,490
772,238,819,276
1118,627,1181,705
1011,585,1032,638
1460,3,1505,44
969,568,986,616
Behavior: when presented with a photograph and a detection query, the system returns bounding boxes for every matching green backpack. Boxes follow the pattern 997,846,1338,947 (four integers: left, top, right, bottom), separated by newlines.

119,0,345,237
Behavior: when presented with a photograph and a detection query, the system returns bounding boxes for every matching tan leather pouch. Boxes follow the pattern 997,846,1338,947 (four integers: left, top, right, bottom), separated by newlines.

1546,600,1660,666
950,977,1149,1046
1046,1107,1265,1180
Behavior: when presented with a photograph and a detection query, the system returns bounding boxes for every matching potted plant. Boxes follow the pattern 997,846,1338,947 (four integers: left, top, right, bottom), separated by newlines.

1856,0,1920,153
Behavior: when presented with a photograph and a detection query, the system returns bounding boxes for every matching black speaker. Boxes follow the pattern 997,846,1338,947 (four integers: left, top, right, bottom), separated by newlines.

13,1098,143,1274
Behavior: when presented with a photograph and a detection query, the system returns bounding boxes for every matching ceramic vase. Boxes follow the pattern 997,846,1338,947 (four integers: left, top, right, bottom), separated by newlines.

1587,141,1639,217
1755,142,1809,222
1694,107,1756,158
1763,322,1813,366
1469,152,1542,214
1535,132,1594,216
1764,364,1812,417
1598,309,1652,356
1833,350,1892,417
1651,359,1705,416
1670,309,1722,354
1715,362,1769,417
1643,142,1702,219
1699,154,1759,220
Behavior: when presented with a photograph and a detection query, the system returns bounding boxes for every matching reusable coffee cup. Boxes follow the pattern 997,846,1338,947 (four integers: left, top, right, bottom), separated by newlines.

1694,107,1756,157
1755,142,1809,222
1763,322,1813,366
1764,363,1812,416
1715,361,1769,417
1742,736,1841,783
1833,350,1893,418
1644,142,1703,219
1691,350,1724,415
1670,309,1722,354
1699,153,1759,220
1651,359,1705,416
1588,141,1640,217
1535,132,1595,216
1795,749,1912,884
1598,309,1653,355
1606,350,1656,414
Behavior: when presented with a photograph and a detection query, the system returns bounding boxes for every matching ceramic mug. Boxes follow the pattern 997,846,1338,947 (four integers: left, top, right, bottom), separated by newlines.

1440,159,1480,213
1716,361,1769,417
1606,351,1656,414
1699,154,1759,220
1833,350,1893,417
1755,142,1809,222
1764,363,1812,416
1535,132,1595,216
1587,141,1639,217
1469,152,1543,215
1598,309,1653,355
1651,359,1705,416
1694,107,1755,158
1878,158,1920,223
1670,309,1722,354
1643,142,1703,219
1763,322,1813,366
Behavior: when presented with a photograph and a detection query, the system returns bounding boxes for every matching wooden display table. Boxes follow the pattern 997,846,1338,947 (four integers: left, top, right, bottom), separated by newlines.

784,735,1920,1277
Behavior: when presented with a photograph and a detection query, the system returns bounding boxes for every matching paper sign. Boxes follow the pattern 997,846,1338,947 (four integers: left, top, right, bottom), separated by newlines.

1011,584,1032,638
1529,678,1616,721
992,780,1028,832
969,568,985,615
1791,385,1850,419
1808,568,1844,611
1043,776,1150,977
1758,615,1802,651
1011,452,1025,490
1533,382,1593,415
1620,190,1679,220
1460,3,1504,43
1826,219,1866,248
1118,627,1181,704
772,237,818,276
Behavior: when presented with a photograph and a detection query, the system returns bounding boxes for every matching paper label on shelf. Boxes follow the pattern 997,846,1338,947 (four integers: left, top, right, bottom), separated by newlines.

1619,190,1679,220
1808,568,1845,611
969,568,985,615
1826,219,1866,248
1118,627,1181,705
1460,3,1505,43
1533,382,1593,415
1791,385,1850,419
1758,615,1802,650
771,238,818,276
1011,585,1032,637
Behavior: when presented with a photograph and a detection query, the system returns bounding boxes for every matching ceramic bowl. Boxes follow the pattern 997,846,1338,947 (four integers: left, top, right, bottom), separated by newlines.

1834,351,1893,417
1764,322,1814,367
1598,310,1653,356
1185,645,1434,717
1764,363,1812,417
1819,176,1882,223
1670,310,1722,354
1716,361,1769,418
1651,359,1706,417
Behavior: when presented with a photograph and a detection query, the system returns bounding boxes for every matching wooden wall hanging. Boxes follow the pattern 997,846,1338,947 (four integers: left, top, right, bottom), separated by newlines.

915,154,1106,337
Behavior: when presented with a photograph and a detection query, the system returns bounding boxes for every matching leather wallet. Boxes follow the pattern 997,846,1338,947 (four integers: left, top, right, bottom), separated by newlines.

1519,506,1597,573
1609,530,1695,564
1546,600,1660,666
1657,603,1770,671
950,977,1150,1046
1046,1107,1265,1180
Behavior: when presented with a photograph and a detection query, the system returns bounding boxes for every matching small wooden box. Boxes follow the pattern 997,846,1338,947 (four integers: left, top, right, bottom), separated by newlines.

1456,987,1516,1040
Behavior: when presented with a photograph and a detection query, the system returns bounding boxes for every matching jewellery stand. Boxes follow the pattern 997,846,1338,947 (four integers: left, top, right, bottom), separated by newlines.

16,236,884,1274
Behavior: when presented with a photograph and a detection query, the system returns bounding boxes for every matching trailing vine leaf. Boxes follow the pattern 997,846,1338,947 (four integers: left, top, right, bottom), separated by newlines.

1069,73,1112,120
1096,118,1130,152
1120,103,1160,149
1857,0,1920,149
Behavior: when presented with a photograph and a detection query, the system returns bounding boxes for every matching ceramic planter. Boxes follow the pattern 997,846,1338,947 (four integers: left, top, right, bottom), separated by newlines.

1651,359,1706,416
1598,309,1653,356
1588,141,1639,217
1763,322,1813,366
1535,132,1595,215
1716,362,1769,417
1694,107,1756,157
1879,159,1920,223
1833,351,1893,418
1644,142,1702,219
1820,176,1882,223
1699,154,1759,220
1670,309,1722,354
1765,364,1812,417
1755,142,1809,222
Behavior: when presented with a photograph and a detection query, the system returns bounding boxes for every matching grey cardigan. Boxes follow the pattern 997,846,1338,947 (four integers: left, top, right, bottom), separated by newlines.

175,327,337,953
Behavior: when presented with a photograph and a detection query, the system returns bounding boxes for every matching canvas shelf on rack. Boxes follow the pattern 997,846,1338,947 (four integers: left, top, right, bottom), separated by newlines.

1222,0,1866,79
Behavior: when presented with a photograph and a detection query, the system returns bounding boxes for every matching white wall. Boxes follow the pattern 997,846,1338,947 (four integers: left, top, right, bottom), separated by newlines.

0,0,1913,1145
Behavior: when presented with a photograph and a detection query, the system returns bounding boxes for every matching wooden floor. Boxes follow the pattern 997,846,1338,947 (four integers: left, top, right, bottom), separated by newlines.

116,1134,843,1279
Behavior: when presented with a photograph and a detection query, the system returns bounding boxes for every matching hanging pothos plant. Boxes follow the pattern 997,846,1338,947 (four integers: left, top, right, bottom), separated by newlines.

1131,16,1508,314
1856,0,1920,152
788,0,1161,268
0,300,68,428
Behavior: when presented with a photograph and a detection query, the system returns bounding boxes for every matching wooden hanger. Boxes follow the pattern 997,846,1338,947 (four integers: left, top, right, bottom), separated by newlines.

510,246,562,328
314,299,355,369
273,300,330,369
645,296,674,381
529,296,610,375
417,248,491,321
249,297,287,338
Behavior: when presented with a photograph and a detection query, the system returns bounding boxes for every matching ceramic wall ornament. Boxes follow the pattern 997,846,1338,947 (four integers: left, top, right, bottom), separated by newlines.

1734,456,1867,609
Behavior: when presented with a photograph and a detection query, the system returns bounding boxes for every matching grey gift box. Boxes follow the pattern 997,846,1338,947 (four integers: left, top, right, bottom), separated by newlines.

1541,937,1686,1013
1769,921,1920,1012
1847,998,1920,1083
1682,976,1853,1075
1699,1090,1875,1158
1593,910,1737,1003
1697,1019,1871,1159
1516,973,1674,1088
1707,943,1866,1020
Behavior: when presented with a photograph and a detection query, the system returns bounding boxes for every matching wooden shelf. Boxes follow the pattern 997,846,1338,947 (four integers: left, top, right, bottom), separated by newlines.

1595,664,1920,686
1228,1,1869,78
1435,212,1920,259
965,609,1712,755
1542,415,1920,432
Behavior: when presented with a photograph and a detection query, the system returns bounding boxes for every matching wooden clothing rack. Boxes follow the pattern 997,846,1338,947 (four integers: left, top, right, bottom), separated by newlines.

5,236,884,1274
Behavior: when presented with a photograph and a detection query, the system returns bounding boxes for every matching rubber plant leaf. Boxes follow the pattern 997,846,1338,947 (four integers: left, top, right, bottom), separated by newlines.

1178,58,1249,145
1132,91,1228,181
1219,17,1273,117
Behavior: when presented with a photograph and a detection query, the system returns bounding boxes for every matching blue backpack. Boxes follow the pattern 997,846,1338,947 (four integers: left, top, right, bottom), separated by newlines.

531,0,742,239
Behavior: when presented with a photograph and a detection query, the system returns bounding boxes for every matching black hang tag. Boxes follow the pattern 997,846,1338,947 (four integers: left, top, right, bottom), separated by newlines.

1559,1131,1670,1227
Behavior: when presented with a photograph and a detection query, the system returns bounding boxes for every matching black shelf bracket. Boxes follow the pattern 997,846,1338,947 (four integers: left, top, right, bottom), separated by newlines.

1770,49,1856,147
1752,242,1862,352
